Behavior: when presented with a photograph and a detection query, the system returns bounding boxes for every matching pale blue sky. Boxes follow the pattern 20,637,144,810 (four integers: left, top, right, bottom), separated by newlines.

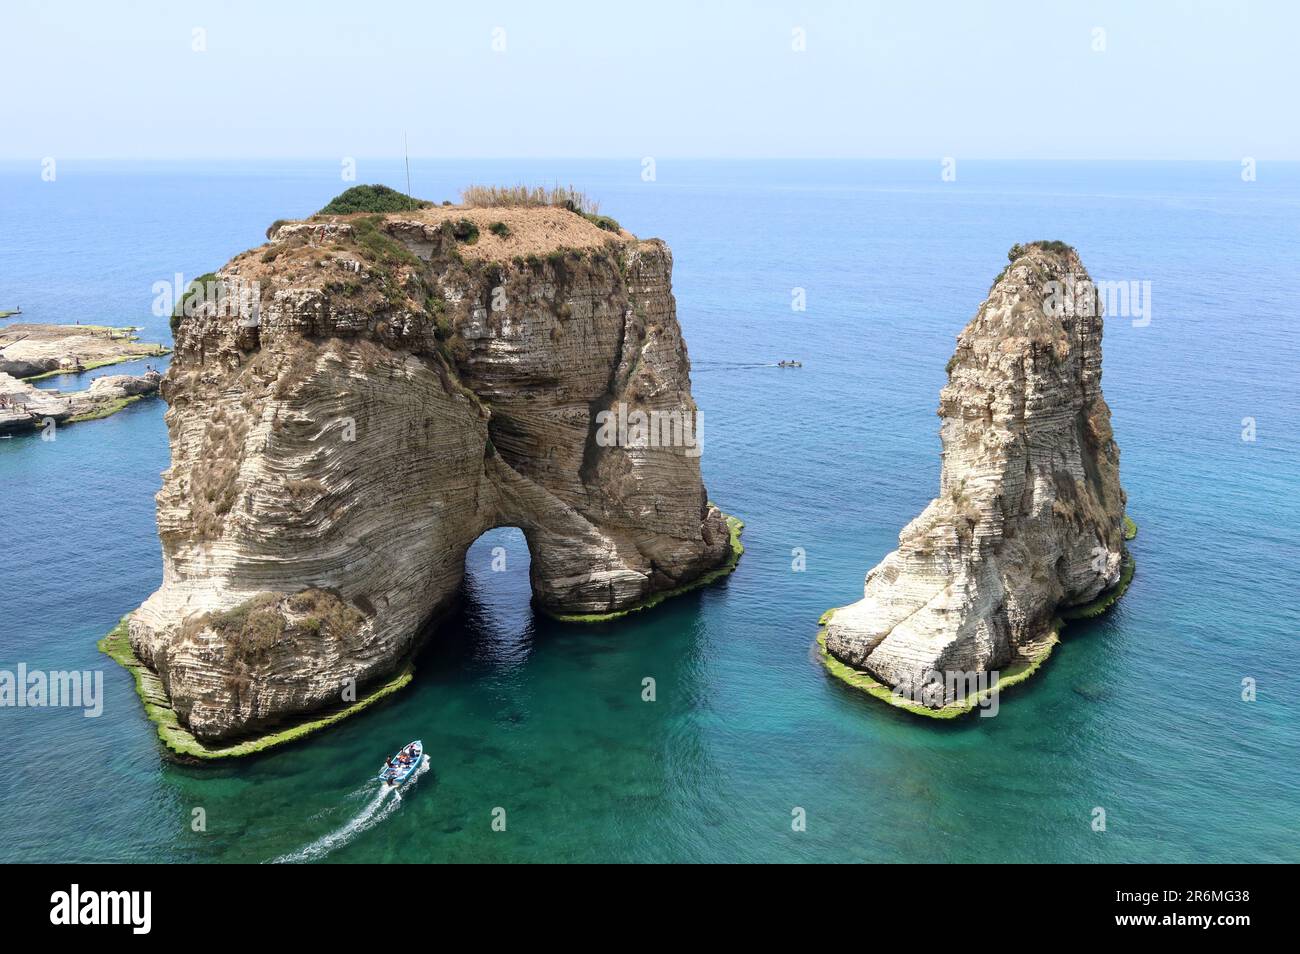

5,0,1296,159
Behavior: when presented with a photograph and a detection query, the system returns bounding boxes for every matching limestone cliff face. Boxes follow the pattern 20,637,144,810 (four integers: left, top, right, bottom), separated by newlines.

129,205,730,740
825,242,1127,705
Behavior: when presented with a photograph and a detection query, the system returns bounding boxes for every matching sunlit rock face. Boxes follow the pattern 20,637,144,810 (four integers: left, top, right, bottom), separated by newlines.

825,242,1127,705
129,206,728,740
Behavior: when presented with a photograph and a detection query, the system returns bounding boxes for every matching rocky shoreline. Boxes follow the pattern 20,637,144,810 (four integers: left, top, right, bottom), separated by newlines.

102,518,744,760
0,323,168,434
102,518,743,760
543,513,744,622
0,322,167,379
0,369,163,434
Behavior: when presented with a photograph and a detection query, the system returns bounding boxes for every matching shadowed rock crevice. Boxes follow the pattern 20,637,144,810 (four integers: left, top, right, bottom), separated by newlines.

127,203,732,742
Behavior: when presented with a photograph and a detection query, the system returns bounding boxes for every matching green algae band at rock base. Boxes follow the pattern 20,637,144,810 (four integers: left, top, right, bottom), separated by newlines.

543,513,744,623
99,616,412,760
99,513,742,758
817,518,1138,720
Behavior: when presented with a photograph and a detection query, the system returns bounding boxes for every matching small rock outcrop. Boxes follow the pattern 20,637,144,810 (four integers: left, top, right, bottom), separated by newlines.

0,369,162,433
127,198,736,742
0,322,167,380
824,242,1128,707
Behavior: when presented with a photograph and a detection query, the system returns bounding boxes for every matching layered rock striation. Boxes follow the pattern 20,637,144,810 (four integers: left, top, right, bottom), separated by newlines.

126,200,736,743
824,242,1129,709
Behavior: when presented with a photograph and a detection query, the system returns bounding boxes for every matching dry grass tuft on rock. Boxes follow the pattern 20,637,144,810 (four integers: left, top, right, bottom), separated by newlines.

184,593,286,668
461,183,597,212
461,184,621,233
185,588,366,677
286,588,366,640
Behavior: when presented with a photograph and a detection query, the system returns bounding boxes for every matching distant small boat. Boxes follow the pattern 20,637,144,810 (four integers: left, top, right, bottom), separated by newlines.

777,360,802,368
377,740,424,787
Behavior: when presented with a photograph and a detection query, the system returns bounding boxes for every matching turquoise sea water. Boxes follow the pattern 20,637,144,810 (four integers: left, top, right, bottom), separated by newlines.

1,160,1297,863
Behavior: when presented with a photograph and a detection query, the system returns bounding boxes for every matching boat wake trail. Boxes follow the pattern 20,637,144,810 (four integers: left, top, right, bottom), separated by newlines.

270,756,430,864
693,361,782,372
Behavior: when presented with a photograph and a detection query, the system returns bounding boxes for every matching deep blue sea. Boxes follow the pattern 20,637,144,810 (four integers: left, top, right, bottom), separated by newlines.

1,160,1297,862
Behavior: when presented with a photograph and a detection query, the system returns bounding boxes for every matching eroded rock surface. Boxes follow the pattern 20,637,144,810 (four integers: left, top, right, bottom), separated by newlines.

129,204,730,740
825,242,1127,705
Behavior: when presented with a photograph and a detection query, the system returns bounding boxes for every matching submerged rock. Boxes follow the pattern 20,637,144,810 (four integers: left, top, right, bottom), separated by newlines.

825,242,1128,709
128,201,735,742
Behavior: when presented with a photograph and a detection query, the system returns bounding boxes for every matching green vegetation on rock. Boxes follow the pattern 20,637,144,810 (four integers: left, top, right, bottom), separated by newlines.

99,615,412,760
170,273,218,334
1060,551,1135,621
349,216,421,268
450,218,480,244
1029,239,1074,255
66,394,146,423
581,212,621,233
1008,240,1074,261
816,624,1057,719
318,184,431,215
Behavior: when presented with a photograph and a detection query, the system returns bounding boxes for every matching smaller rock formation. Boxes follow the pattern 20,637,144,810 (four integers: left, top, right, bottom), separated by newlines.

823,242,1131,713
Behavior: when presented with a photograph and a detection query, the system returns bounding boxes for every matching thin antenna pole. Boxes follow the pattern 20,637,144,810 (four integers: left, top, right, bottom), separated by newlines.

404,133,413,210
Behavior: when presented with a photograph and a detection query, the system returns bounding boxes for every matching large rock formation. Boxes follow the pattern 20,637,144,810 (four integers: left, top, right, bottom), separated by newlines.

825,242,1128,707
128,202,732,741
